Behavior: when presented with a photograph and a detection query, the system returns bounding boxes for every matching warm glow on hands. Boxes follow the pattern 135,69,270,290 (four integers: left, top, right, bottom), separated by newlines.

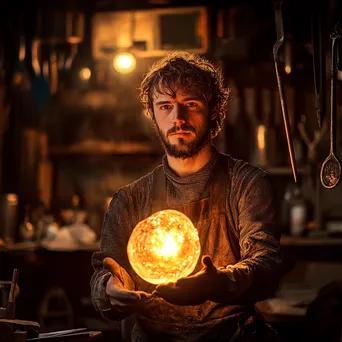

127,210,201,285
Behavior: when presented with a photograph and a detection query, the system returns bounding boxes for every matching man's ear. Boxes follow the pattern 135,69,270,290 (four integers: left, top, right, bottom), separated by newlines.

146,108,154,119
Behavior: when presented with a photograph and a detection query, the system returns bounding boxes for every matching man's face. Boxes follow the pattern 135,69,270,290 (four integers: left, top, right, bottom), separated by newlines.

152,87,211,159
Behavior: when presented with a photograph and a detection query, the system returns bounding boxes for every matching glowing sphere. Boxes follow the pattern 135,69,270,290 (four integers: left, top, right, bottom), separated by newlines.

127,210,201,285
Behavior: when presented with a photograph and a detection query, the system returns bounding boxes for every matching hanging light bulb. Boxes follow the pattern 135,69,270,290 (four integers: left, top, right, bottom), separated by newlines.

127,210,201,285
79,67,91,81
113,52,136,74
284,37,293,74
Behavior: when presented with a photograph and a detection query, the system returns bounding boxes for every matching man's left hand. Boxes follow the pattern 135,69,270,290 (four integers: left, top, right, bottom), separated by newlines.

153,255,228,305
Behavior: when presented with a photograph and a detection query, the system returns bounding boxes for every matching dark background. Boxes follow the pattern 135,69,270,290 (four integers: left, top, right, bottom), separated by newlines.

1,0,342,341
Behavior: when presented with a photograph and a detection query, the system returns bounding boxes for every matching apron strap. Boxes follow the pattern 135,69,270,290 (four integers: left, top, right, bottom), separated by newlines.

151,166,166,214
209,153,230,215
210,153,241,261
151,151,238,260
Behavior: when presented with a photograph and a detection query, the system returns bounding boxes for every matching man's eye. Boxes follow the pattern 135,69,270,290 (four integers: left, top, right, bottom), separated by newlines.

186,102,198,108
160,105,172,110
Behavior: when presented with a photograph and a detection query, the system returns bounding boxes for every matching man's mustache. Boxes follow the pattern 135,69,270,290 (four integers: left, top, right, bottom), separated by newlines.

167,124,196,137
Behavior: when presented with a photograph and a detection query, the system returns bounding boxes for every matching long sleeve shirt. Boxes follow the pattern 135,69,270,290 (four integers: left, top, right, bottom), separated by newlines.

90,149,282,339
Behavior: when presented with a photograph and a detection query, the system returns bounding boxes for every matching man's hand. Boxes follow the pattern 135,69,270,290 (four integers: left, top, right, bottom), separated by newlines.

104,257,152,313
153,255,231,305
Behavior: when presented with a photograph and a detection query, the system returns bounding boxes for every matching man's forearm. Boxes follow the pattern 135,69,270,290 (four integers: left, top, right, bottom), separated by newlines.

91,269,132,321
91,250,134,322
213,253,282,305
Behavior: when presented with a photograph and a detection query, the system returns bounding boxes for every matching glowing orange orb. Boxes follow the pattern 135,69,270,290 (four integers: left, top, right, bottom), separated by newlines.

127,210,201,285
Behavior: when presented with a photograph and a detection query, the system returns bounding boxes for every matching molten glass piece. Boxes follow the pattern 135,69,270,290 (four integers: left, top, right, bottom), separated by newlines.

127,210,201,285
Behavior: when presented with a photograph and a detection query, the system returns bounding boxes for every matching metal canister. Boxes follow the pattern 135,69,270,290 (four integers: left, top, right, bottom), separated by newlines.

0,194,18,244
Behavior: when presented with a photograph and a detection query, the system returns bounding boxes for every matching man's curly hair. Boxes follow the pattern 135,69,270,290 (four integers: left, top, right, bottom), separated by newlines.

139,51,230,138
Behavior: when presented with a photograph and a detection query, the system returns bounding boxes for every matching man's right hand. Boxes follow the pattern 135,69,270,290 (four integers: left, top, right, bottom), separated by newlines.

104,257,153,314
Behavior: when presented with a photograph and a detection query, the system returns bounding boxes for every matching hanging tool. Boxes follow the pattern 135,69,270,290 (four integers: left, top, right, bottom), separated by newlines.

6,268,19,319
0,269,40,341
320,24,342,189
273,0,298,182
311,0,326,128
298,116,328,164
337,34,342,71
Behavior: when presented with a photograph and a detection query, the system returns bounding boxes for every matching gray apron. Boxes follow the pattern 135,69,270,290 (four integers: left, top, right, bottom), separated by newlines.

131,154,276,342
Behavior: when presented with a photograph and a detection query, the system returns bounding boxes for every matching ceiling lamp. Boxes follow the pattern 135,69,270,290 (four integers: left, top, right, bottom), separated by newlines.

79,67,91,81
112,52,136,74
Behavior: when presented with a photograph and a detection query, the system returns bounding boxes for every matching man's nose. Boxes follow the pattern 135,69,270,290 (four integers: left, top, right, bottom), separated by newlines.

172,104,186,125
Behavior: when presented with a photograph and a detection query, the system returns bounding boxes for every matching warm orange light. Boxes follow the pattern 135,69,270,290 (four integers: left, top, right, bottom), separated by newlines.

285,65,292,74
257,124,265,150
79,67,91,80
127,210,201,285
113,52,136,74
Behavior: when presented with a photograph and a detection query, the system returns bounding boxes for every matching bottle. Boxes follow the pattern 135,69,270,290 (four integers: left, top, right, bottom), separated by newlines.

31,201,46,242
0,194,19,244
71,194,80,224
289,185,308,237
19,205,34,241
281,183,293,234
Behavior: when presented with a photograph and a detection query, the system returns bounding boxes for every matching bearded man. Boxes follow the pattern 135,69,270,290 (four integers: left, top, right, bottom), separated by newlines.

91,51,283,342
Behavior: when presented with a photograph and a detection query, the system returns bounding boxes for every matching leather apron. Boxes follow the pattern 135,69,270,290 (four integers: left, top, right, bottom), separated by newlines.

131,154,256,342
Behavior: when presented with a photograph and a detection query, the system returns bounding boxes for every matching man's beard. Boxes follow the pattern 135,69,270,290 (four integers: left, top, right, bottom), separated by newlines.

152,120,211,159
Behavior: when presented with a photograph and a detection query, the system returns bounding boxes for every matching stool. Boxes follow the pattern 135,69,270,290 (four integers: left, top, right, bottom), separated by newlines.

38,286,74,332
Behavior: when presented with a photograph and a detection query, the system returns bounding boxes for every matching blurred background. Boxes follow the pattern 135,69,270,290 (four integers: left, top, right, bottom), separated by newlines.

1,0,342,341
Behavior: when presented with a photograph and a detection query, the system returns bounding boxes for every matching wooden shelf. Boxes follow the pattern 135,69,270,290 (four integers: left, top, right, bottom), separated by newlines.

281,235,342,246
265,166,308,176
0,240,101,252
49,140,161,156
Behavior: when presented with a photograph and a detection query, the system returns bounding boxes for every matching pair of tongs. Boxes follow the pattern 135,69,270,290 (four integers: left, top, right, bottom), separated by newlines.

311,0,326,128
273,0,298,182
